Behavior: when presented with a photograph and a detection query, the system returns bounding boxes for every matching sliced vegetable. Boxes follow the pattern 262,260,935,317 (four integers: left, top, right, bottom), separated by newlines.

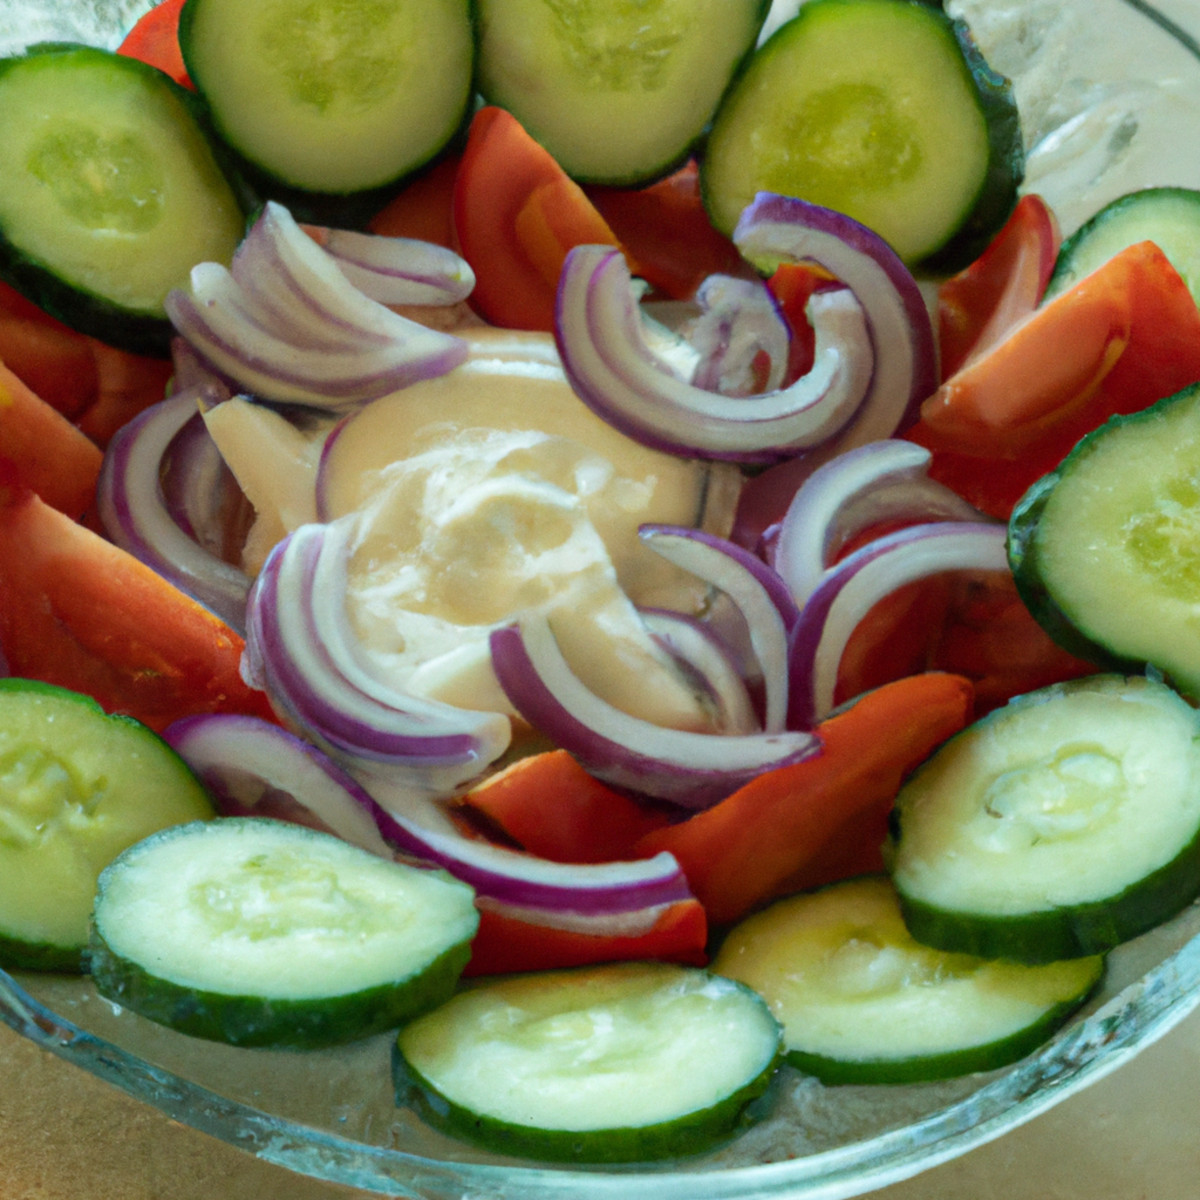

118,0,192,89
702,0,1023,266
554,242,873,462
395,962,782,1162
733,194,938,456
1008,380,1200,698
635,672,975,924
713,876,1104,1084
89,817,479,1046
452,107,626,331
0,281,99,420
490,614,820,810
0,678,214,972
1047,186,1200,308
474,0,769,186
178,0,474,214
0,482,275,732
165,201,469,411
889,674,1200,962
0,355,103,518
909,240,1200,518
0,44,245,354
937,192,1061,378
787,521,1007,729
458,749,671,865
97,385,252,632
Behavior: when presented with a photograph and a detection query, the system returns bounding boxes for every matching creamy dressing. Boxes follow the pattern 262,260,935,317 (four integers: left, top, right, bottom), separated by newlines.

204,331,743,732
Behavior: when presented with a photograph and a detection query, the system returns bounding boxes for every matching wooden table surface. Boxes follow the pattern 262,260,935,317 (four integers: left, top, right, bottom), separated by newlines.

3,999,1200,1200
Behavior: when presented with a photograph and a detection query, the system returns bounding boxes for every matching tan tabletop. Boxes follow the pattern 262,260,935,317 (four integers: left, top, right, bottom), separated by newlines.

3,1000,1200,1200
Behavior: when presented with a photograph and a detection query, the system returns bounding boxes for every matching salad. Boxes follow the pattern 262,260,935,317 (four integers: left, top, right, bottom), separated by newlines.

3,0,1200,1174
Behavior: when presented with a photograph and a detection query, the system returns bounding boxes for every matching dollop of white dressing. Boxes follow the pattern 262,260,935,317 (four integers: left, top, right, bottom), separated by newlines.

205,331,743,732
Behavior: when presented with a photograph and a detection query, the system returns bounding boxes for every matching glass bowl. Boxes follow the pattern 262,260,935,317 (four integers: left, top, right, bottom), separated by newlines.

4,2,1200,1197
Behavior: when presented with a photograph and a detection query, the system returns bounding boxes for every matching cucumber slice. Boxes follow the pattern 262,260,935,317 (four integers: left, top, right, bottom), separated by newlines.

0,679,214,973
1046,187,1200,305
888,674,1200,963
0,44,245,354
89,818,479,1047
394,962,782,1162
700,0,1023,266
713,877,1103,1084
179,0,474,216
474,0,769,186
1008,381,1200,698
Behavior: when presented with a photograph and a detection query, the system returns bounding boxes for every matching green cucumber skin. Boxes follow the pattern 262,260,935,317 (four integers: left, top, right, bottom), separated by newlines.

700,0,1022,266
178,0,478,224
88,927,473,1049
1006,469,1142,676
895,819,1200,964
0,930,84,974
784,962,1104,1085
0,679,216,973
1007,384,1200,697
1047,186,1200,301
0,236,173,357
916,15,1023,273
0,45,248,356
393,1038,781,1164
476,0,771,189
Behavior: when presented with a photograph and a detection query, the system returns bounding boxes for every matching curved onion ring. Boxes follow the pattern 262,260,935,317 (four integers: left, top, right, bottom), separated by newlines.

638,525,798,733
166,202,468,410
773,439,986,605
97,385,252,631
555,243,873,462
689,273,790,396
314,226,476,307
244,520,510,795
733,193,938,451
788,522,1009,727
491,614,819,808
639,608,760,736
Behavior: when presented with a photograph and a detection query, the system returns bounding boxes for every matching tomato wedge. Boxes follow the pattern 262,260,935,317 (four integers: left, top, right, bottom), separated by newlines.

0,482,274,731
0,358,102,519
452,107,627,331
116,0,192,89
937,193,1061,379
458,749,670,863
909,240,1200,517
635,672,975,925
464,898,708,977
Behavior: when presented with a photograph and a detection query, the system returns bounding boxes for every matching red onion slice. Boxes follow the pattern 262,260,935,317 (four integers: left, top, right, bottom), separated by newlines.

639,608,759,736
638,525,798,733
96,385,252,632
166,712,692,920
316,227,476,307
690,274,790,395
788,521,1009,727
733,193,938,451
165,203,468,410
773,439,986,604
554,243,873,462
164,713,393,854
244,521,511,795
490,614,819,809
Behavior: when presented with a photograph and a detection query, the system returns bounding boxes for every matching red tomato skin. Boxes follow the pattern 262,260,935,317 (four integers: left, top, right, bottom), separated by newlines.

452,107,624,332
